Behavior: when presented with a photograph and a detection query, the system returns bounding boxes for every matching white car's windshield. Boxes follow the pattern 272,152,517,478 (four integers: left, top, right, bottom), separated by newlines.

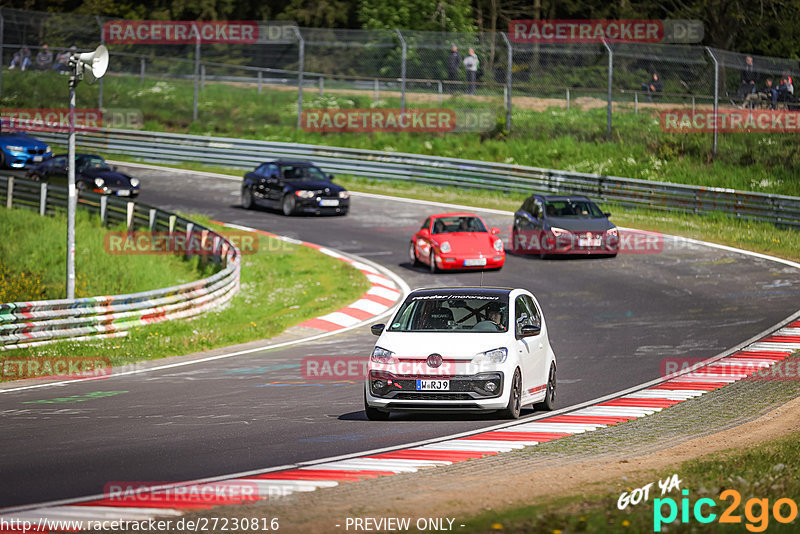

389,295,509,332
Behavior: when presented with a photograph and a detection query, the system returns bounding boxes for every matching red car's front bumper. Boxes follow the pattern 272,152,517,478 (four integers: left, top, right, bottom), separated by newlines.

435,253,505,270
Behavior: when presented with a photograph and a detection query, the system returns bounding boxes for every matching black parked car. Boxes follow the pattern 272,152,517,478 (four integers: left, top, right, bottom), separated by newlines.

511,194,618,257
241,160,349,216
26,154,140,198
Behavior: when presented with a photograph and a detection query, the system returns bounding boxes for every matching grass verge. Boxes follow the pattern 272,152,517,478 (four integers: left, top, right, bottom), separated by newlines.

1,211,371,370
3,69,799,196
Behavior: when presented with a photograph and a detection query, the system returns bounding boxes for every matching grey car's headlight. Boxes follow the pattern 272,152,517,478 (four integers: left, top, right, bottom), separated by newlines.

129,178,140,187
471,347,508,365
5,145,24,152
339,191,350,199
370,346,397,364
607,227,618,237
294,190,315,199
94,178,105,187
550,226,570,237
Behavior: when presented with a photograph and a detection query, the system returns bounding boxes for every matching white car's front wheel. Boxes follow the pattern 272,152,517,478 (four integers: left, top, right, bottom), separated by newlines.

364,391,390,421
499,369,522,419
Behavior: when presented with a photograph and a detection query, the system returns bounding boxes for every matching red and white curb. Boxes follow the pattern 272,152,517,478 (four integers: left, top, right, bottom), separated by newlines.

3,319,797,530
215,222,403,333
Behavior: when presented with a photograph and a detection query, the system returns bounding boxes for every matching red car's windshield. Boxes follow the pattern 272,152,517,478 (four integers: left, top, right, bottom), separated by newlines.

431,216,486,234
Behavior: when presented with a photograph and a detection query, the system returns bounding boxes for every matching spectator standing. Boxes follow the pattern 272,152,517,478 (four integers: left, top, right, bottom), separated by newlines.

36,44,53,70
9,46,31,70
738,55,757,99
641,72,663,102
447,44,461,93
777,73,794,102
463,48,479,95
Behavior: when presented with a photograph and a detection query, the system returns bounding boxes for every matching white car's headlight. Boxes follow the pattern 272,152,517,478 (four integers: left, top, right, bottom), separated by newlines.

94,178,105,187
338,191,350,199
550,226,569,237
129,178,140,187
493,238,503,251
294,190,315,199
439,241,451,253
5,145,24,152
370,346,397,364
470,347,508,365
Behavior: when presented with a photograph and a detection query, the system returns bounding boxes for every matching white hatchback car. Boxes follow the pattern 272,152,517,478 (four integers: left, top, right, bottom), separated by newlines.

365,287,557,420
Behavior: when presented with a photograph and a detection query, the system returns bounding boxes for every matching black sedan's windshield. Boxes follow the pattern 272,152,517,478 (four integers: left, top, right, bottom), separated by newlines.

77,156,111,172
545,200,604,218
280,165,327,181
389,295,509,332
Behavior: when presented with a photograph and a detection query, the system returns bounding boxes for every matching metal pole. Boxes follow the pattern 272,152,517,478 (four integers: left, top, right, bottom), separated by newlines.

140,57,145,82
67,68,78,300
374,78,379,102
193,37,200,121
602,40,612,139
0,12,4,97
258,70,262,94
438,80,443,104
293,27,304,129
319,76,323,96
396,29,406,112
566,88,570,110
634,91,638,113
201,64,205,90
97,16,104,110
706,47,719,155
501,32,513,131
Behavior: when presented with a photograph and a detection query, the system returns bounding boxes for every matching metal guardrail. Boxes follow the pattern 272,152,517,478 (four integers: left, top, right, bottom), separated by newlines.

34,128,800,228
0,175,241,349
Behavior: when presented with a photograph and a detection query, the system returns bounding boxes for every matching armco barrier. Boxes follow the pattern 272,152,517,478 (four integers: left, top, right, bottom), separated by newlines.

33,128,800,228
0,175,240,349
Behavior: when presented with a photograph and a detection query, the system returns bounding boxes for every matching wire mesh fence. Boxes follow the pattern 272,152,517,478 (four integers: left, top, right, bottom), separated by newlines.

1,7,798,152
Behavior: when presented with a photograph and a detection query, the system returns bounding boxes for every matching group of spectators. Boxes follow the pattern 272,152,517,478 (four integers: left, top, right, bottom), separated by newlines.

446,44,480,95
9,44,76,72
738,55,795,109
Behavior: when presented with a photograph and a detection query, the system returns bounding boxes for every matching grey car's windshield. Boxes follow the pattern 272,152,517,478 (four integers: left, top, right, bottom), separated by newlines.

431,216,487,234
545,200,604,218
280,165,327,181
388,295,509,332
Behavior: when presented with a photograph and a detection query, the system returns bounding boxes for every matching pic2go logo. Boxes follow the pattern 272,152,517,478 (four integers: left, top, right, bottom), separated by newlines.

654,489,799,532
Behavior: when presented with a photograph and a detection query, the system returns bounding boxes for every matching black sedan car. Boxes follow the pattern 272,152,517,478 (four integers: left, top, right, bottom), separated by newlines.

511,194,618,257
241,160,349,216
26,154,140,197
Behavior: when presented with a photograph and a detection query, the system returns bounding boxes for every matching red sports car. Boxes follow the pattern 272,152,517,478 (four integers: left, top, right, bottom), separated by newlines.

409,213,505,272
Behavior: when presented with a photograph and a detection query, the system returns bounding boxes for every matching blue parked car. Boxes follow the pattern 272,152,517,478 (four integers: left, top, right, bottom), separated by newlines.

0,131,52,169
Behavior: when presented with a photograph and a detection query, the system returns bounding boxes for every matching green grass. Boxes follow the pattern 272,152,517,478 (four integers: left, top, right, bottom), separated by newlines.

3,69,799,197
458,430,800,533
1,210,371,368
0,207,211,301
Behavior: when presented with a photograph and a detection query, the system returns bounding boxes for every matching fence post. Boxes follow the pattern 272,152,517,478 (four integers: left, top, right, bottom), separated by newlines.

96,16,104,110
634,91,638,113
126,201,135,232
201,64,205,90
566,88,570,110
396,29,407,112
293,27,304,129
374,78,379,102
149,208,156,231
6,176,12,208
258,70,262,94
706,47,719,155
169,214,176,234
0,11,4,97
140,57,146,82
438,80,443,104
501,32,513,131
318,76,323,96
193,37,200,121
100,195,108,224
39,182,47,216
602,40,612,139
